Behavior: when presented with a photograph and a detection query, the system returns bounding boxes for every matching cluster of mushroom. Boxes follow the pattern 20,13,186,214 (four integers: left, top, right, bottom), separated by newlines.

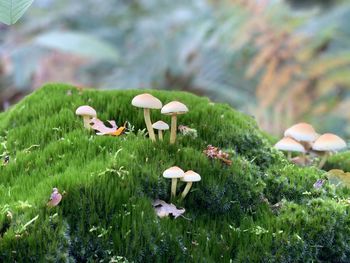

163,166,201,199
131,93,188,144
275,122,347,168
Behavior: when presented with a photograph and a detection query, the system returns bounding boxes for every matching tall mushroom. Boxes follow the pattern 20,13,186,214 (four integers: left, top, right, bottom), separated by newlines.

75,105,97,130
152,121,169,141
132,94,162,142
163,166,185,198
274,137,306,160
284,122,318,151
312,133,347,169
161,101,188,144
180,170,201,199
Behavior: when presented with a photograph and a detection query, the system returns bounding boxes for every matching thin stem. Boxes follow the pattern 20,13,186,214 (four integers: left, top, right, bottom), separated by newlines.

318,152,329,169
181,182,193,199
159,130,163,141
171,178,177,198
144,108,156,141
170,114,177,144
287,151,291,160
83,116,91,129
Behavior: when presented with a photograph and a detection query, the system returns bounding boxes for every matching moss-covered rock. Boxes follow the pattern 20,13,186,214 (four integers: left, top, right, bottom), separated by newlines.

0,84,349,262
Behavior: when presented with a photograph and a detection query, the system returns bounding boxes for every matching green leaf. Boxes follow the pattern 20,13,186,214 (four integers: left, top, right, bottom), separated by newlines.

0,0,34,25
34,31,119,61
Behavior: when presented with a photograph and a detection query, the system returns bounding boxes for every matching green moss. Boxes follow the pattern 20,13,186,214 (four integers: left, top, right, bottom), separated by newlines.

327,151,350,172
0,84,349,262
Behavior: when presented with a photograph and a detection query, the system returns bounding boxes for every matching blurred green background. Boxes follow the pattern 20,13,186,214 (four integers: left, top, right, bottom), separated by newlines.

1,0,350,138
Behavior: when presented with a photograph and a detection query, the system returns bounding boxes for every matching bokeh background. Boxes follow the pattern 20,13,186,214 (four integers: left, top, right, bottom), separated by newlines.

1,0,350,138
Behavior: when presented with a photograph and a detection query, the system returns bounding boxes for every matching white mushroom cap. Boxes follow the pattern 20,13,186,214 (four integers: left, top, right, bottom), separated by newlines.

284,122,318,142
163,166,185,179
180,170,201,182
152,121,169,130
312,133,347,152
132,93,162,109
75,106,97,117
274,137,306,153
161,101,188,115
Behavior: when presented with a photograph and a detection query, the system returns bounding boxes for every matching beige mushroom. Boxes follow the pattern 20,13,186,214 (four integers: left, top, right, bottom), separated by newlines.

180,170,201,199
132,94,162,142
163,166,185,198
284,122,318,151
75,105,97,130
161,101,188,144
274,137,306,160
312,133,347,169
152,121,169,141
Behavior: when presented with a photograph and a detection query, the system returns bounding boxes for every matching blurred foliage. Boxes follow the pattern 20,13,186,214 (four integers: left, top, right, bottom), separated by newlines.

0,0,34,25
1,0,350,137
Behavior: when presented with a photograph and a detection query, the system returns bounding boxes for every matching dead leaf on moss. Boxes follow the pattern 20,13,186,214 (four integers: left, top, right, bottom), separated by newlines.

90,118,126,136
47,188,62,207
327,169,350,188
203,145,232,165
152,200,185,218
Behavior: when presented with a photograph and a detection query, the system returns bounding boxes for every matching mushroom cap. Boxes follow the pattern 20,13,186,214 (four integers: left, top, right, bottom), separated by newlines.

274,137,306,153
131,93,162,109
161,101,188,115
180,170,201,182
312,133,347,152
152,121,169,130
75,105,97,117
284,122,318,142
163,166,185,179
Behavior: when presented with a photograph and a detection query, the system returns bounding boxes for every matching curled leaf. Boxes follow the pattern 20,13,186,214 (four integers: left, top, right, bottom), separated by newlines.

313,179,325,189
152,200,185,219
47,188,62,207
90,118,126,136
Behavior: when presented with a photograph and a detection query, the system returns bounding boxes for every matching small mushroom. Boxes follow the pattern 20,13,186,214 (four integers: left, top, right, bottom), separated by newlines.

284,122,318,150
132,93,162,142
312,133,347,169
152,121,169,141
161,101,188,144
274,137,306,160
163,166,185,198
75,105,97,130
180,170,201,199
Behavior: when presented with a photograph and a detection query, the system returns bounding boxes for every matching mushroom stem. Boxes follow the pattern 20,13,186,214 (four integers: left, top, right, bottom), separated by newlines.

83,116,92,130
158,130,163,141
143,108,156,142
171,178,177,198
318,152,329,169
181,182,193,199
287,152,292,160
170,114,177,144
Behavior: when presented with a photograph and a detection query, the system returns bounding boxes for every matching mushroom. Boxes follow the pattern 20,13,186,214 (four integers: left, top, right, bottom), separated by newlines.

312,133,347,169
163,166,185,198
132,93,162,142
75,105,97,130
161,101,188,144
180,170,201,199
274,137,306,160
284,122,318,151
152,121,169,141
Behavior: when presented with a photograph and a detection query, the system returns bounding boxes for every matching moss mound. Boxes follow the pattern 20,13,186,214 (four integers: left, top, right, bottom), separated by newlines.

327,152,350,172
0,84,349,262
